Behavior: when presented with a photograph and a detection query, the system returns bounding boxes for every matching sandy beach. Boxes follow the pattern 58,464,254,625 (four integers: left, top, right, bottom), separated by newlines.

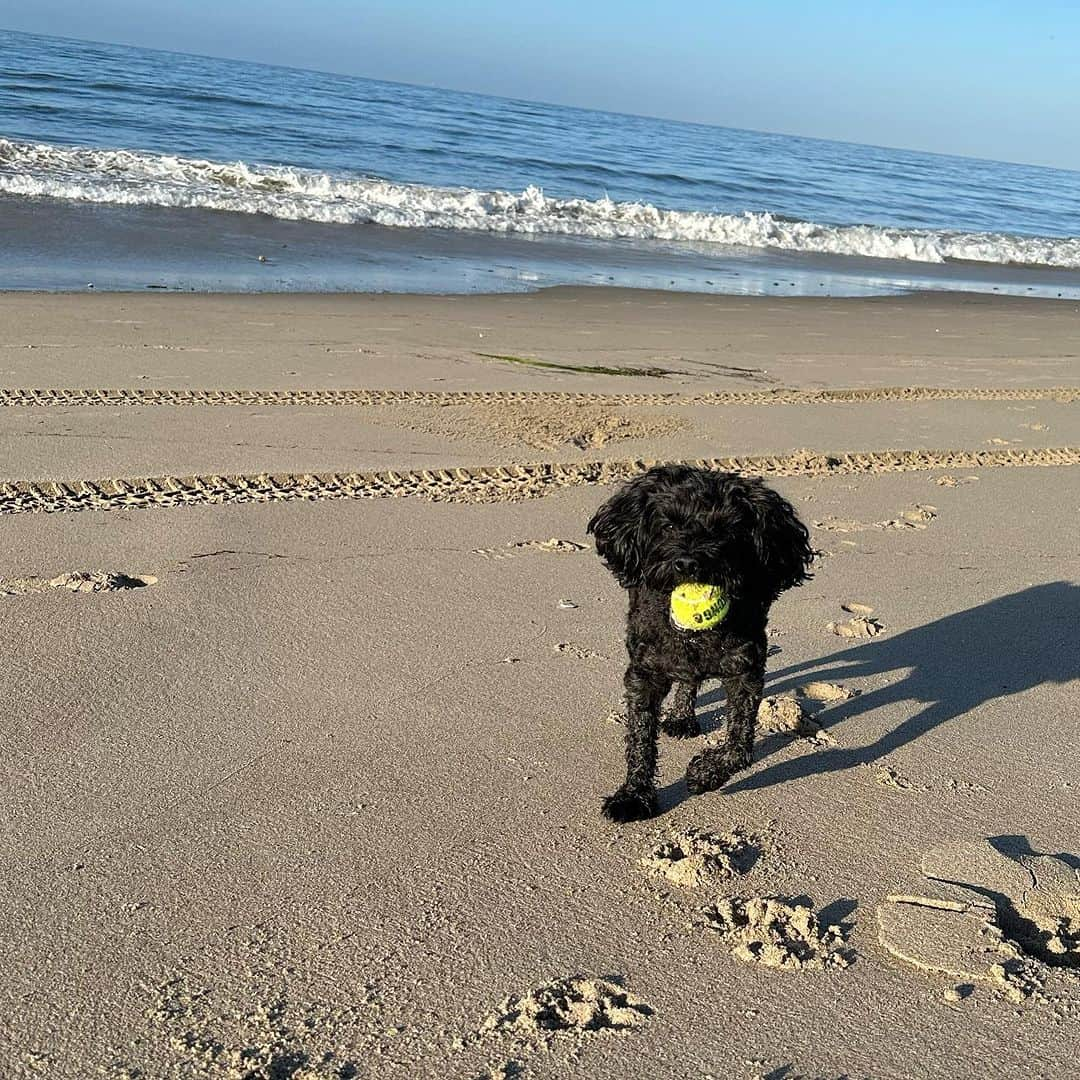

3,288,1079,1079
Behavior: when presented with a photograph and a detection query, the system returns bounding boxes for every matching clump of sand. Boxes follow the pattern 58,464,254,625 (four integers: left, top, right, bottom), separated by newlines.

702,897,852,971
878,838,1080,1002
827,615,884,639
0,571,157,595
841,601,875,616
796,680,855,705
640,827,761,888
378,401,685,450
479,977,652,1040
756,696,835,745
820,599,884,641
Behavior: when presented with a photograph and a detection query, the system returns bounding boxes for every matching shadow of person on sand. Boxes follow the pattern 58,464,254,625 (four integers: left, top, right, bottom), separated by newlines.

708,581,1080,797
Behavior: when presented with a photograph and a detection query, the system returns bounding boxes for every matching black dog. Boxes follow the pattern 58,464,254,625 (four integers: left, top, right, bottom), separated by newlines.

587,465,814,822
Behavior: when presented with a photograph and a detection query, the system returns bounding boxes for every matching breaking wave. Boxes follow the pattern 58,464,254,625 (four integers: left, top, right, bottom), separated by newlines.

3,137,1078,268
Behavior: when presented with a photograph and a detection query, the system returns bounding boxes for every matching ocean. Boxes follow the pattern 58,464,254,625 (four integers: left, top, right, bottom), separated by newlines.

3,28,1080,297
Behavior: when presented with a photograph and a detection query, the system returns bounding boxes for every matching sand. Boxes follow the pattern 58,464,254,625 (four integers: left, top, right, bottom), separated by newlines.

640,827,763,888
878,837,1079,1005
0,570,157,595
755,696,836,746
2,287,1079,1079
702,897,853,971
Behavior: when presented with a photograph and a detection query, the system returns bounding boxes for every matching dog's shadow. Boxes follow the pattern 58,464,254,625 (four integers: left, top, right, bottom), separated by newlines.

660,581,1080,807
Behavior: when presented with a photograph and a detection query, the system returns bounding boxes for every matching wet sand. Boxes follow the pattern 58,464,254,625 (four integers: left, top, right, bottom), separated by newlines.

7,195,1080,298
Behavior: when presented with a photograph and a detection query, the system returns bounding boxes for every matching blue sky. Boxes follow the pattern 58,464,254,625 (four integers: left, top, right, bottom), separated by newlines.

5,1,1079,169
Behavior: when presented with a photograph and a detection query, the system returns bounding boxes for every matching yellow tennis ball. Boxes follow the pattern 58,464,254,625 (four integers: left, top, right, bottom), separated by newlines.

670,582,729,631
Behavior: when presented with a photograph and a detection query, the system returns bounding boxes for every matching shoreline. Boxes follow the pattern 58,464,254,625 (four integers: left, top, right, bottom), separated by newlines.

6,194,1080,300
6,281,1080,300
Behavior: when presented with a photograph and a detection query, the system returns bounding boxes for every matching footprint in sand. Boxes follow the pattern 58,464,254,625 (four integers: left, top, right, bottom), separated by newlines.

877,837,1080,1003
702,897,853,971
813,516,875,533
827,603,885,639
386,400,685,451
0,571,157,596
474,977,652,1045
893,505,937,529
118,925,371,1079
512,538,589,553
870,764,925,792
637,826,854,974
814,505,936,533
552,641,608,661
640,827,762,888
472,538,589,559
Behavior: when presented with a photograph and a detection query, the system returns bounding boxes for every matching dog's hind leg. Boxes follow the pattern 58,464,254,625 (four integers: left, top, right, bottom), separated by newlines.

602,666,671,822
660,680,701,739
684,667,764,794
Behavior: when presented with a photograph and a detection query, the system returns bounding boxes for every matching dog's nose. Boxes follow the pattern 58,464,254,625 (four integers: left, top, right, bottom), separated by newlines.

673,557,698,578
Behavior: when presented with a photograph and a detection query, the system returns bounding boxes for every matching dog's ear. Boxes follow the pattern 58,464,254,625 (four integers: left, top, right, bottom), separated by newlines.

742,482,814,595
587,476,651,587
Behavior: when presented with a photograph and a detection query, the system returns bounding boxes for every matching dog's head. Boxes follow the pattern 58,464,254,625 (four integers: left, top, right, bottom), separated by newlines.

587,465,813,599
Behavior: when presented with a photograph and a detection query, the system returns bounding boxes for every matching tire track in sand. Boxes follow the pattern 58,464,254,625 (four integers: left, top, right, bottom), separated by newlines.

0,386,1077,408
2,445,1080,516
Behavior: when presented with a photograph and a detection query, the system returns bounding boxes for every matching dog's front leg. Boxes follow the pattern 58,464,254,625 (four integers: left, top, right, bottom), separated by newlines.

602,665,670,822
685,667,764,794
660,680,700,739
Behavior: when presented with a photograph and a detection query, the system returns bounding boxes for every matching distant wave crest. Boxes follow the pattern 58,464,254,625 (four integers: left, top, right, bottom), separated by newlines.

2,138,1078,268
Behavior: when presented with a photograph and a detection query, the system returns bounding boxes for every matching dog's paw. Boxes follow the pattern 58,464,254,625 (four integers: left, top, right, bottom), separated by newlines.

685,748,749,794
601,786,658,823
660,711,702,739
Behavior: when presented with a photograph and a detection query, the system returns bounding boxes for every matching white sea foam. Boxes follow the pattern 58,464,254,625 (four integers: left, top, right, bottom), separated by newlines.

3,138,1078,268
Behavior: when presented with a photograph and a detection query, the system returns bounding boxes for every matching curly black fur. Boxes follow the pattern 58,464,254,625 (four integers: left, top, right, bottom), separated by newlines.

587,465,814,822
